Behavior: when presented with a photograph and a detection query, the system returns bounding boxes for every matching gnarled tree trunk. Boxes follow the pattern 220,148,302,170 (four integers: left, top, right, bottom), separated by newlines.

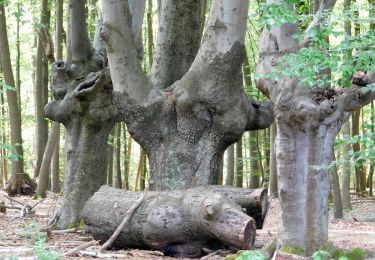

101,0,274,191
256,1,375,254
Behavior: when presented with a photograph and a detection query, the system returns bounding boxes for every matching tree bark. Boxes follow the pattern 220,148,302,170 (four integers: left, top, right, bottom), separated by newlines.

114,123,122,189
330,150,343,218
341,121,351,209
83,185,264,257
236,138,244,188
352,110,366,193
100,0,273,191
107,129,114,186
34,0,50,178
0,2,24,176
268,123,277,197
255,0,374,252
249,131,260,188
226,144,235,185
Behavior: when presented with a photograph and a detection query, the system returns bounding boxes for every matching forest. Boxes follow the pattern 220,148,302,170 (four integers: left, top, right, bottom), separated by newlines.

0,0,374,259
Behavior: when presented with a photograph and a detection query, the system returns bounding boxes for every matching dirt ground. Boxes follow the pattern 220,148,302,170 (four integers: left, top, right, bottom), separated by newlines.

0,190,374,259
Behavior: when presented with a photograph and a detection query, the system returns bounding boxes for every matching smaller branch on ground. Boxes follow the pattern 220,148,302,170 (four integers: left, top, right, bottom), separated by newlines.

61,240,99,257
99,189,148,252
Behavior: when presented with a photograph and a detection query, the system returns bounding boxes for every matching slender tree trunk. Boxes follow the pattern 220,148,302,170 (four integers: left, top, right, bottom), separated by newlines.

352,110,366,193
107,130,114,186
249,131,260,188
140,153,147,190
51,125,61,193
268,123,277,197
123,125,129,190
330,150,343,218
34,0,50,178
236,138,243,188
147,0,153,71
35,122,60,197
369,101,374,196
226,144,235,185
0,2,24,176
341,121,352,208
16,2,21,109
133,148,145,191
114,123,122,189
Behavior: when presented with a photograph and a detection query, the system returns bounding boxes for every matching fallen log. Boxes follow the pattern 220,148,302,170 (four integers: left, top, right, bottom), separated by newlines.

83,186,266,257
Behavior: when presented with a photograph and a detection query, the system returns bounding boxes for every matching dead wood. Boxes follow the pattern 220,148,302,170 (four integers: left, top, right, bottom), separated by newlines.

61,240,98,257
83,185,263,257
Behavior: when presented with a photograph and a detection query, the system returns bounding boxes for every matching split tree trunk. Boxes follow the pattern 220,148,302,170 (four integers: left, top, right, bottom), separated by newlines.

83,185,267,257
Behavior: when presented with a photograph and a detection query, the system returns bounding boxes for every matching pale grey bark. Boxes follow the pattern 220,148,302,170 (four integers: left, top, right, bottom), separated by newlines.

255,0,374,254
35,122,60,197
83,186,266,256
268,123,277,197
249,131,260,189
151,0,205,89
101,0,273,191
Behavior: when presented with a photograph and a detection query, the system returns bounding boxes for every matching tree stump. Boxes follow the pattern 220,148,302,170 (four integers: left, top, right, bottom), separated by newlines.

5,173,36,196
83,186,267,257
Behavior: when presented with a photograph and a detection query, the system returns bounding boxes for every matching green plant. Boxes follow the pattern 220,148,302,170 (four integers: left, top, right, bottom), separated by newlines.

15,222,60,260
236,251,265,260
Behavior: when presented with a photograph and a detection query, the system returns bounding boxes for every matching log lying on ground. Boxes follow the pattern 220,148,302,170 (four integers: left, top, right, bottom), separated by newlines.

83,186,266,257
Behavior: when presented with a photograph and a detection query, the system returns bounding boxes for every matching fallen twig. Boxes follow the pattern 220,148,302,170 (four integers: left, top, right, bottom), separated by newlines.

201,249,224,260
78,250,129,259
4,195,24,206
40,227,77,234
99,189,148,252
61,240,98,257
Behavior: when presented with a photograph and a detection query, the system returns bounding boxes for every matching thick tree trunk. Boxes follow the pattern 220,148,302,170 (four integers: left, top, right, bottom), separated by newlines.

45,63,116,228
101,0,273,191
276,121,340,254
0,2,24,176
83,185,265,257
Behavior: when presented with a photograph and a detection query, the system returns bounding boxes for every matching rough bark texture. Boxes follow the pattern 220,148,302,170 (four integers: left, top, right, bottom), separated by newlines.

5,173,36,196
100,0,274,191
256,1,374,253
83,185,266,257
45,61,115,228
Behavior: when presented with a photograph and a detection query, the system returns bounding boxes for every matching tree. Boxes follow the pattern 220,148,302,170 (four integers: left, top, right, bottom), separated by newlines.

47,0,273,228
0,1,25,177
256,0,374,254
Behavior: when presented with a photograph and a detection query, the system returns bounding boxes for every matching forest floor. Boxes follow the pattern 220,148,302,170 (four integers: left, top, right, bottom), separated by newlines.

0,190,374,260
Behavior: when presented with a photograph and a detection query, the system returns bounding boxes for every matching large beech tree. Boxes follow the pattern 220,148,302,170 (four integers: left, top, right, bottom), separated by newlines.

256,0,374,254
46,0,273,229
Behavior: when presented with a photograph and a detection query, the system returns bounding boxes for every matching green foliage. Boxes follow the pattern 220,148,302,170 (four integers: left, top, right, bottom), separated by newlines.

255,1,374,89
225,250,265,260
0,143,21,161
235,251,265,260
15,222,60,260
313,246,366,260
0,81,16,93
280,246,305,255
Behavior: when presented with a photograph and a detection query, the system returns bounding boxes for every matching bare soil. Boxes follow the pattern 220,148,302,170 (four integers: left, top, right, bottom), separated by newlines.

0,190,374,259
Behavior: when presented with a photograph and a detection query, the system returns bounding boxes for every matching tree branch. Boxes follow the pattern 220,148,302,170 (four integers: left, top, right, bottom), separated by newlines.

67,0,92,67
342,72,375,111
245,99,274,130
100,0,151,103
151,0,205,89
